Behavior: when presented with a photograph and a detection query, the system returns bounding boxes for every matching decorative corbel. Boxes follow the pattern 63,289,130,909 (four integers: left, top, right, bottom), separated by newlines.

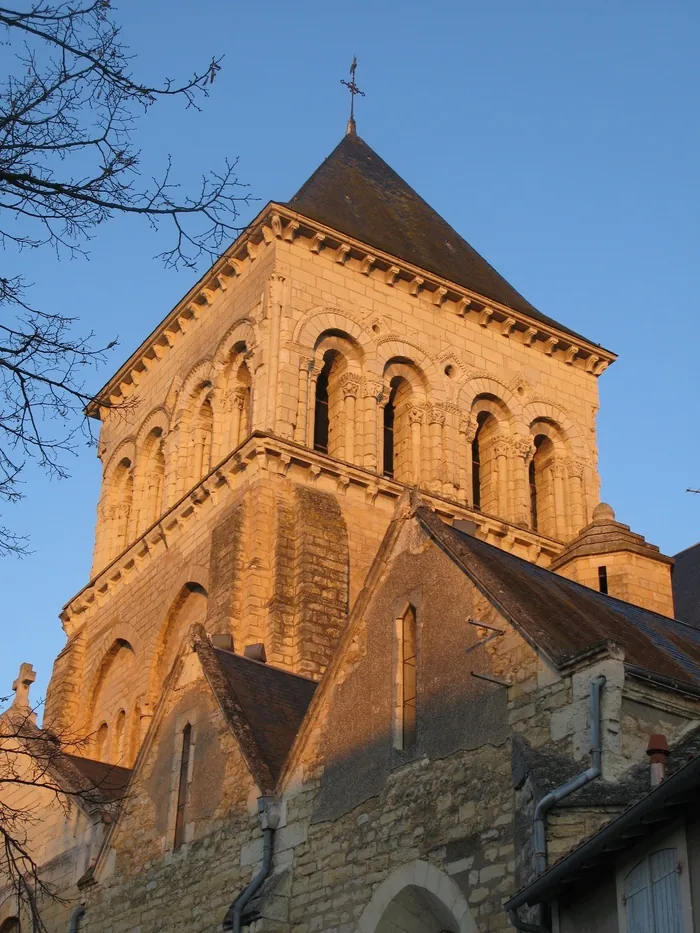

543,336,559,356
216,273,231,291
454,296,470,317
360,254,376,276
310,232,326,254
594,360,610,376
409,276,424,296
271,213,283,239
385,265,401,286
523,326,538,347
228,257,244,276
433,286,448,307
199,287,216,305
282,220,300,242
261,225,274,245
585,354,601,374
564,345,580,365
478,307,494,328
335,243,351,264
246,241,258,261
501,317,517,338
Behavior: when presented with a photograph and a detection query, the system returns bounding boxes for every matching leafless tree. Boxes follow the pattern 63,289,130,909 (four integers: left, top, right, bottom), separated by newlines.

0,699,127,930
0,0,249,553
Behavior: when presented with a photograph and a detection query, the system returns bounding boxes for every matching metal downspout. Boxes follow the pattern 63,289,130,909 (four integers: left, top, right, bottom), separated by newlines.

69,905,85,933
509,675,606,933
533,674,606,876
223,797,279,933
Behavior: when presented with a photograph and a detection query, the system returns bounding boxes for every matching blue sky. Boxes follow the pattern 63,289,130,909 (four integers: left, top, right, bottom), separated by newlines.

1,0,698,711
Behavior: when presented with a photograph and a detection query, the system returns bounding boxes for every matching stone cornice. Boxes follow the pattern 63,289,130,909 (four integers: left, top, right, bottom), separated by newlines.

87,201,617,417
60,432,563,634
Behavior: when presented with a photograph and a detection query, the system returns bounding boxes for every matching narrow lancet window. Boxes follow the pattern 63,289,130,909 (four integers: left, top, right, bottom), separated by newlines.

174,723,193,850
399,606,417,750
598,565,608,594
471,434,481,510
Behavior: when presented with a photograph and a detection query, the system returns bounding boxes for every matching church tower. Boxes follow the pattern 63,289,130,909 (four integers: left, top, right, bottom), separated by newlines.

44,129,618,766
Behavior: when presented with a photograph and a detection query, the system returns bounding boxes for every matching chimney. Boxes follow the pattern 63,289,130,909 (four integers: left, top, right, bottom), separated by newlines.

646,734,669,787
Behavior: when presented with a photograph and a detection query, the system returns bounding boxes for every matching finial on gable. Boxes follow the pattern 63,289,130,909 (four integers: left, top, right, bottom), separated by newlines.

11,662,36,714
340,55,364,137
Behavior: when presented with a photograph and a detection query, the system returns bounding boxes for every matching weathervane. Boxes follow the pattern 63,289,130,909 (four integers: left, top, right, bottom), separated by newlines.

340,56,364,136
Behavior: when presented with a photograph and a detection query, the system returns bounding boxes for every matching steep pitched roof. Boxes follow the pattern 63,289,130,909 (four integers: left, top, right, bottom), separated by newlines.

211,648,317,784
286,133,586,341
418,507,700,687
673,541,700,626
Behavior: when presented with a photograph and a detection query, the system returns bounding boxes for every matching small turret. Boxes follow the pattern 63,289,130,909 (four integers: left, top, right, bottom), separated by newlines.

550,503,674,617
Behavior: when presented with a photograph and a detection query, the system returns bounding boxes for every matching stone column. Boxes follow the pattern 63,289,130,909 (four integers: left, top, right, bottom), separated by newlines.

551,457,569,540
306,363,321,449
567,458,586,535
511,435,535,528
362,380,383,472
494,437,510,520
408,407,424,485
427,407,445,494
443,407,460,501
459,415,476,507
265,274,285,432
341,375,360,464
294,356,314,445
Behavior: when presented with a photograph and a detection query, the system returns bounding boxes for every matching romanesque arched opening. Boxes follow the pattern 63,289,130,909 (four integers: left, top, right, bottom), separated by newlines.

153,583,208,694
358,861,475,933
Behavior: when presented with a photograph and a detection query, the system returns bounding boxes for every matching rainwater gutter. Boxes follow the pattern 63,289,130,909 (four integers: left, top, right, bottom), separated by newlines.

223,796,279,933
69,905,85,933
509,674,606,933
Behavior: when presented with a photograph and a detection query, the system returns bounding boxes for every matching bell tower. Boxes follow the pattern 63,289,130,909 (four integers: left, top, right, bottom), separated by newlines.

44,131,617,767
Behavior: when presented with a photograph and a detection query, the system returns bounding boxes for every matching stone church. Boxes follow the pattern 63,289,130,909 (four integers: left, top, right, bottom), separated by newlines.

2,125,699,933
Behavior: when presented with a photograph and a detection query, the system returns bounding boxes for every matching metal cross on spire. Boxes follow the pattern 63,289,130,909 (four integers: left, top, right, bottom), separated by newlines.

341,56,365,136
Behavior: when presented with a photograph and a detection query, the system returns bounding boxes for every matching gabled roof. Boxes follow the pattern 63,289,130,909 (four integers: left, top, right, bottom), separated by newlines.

418,507,700,687
211,647,317,784
286,133,586,341
673,541,700,627
193,629,317,792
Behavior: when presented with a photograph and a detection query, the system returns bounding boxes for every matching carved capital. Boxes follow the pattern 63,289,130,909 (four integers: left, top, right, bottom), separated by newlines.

550,457,568,480
427,406,445,426
363,380,383,401
341,374,361,399
566,458,586,480
511,435,535,463
299,355,315,372
408,407,424,426
493,437,510,458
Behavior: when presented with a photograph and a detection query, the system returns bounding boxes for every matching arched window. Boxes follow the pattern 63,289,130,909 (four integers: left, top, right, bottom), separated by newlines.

232,363,251,446
530,433,555,536
624,848,682,933
314,351,344,455
383,376,416,484
174,723,193,850
472,429,482,510
114,709,126,764
394,606,417,751
0,918,21,933
95,722,108,761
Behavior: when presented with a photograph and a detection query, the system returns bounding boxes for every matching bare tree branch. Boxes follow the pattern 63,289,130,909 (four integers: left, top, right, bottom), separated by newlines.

0,0,249,554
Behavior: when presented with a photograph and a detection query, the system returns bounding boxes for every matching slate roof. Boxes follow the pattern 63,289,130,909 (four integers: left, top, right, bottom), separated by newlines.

286,133,592,344
210,647,317,785
64,755,132,801
418,507,700,687
673,541,700,627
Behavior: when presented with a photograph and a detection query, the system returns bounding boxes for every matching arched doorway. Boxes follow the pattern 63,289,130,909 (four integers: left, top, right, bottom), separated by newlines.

357,861,475,933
